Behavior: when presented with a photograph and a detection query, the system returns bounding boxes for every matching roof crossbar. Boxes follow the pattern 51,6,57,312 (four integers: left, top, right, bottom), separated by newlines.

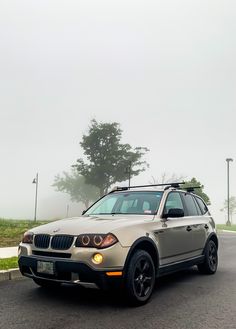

110,182,186,192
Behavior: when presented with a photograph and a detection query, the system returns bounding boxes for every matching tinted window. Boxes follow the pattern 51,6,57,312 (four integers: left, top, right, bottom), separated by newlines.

92,195,117,214
164,192,185,215
183,193,199,216
85,191,163,215
120,199,138,212
195,197,208,215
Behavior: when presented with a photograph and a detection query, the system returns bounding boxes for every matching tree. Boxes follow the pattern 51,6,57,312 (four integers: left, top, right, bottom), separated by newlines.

53,170,100,208
220,196,236,225
181,178,211,205
149,173,186,185
73,119,149,196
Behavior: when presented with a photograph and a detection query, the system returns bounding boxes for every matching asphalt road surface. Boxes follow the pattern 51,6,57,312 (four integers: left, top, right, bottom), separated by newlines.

1,233,236,329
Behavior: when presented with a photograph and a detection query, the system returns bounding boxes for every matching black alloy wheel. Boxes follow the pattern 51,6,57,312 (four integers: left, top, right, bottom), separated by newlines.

198,240,218,274
125,250,156,305
208,241,218,271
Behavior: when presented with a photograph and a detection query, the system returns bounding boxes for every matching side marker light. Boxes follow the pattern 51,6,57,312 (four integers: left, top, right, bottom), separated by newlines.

106,271,123,276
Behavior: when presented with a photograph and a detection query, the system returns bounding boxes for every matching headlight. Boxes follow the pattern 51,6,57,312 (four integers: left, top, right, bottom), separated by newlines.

22,232,34,244
75,233,118,249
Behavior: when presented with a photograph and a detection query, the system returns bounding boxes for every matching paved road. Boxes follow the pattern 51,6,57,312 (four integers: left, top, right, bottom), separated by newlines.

1,233,236,329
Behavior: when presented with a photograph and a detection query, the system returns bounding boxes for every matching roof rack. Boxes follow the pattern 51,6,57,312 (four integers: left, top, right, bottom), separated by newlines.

110,183,204,194
182,186,202,193
110,182,186,193
164,183,184,190
109,186,129,192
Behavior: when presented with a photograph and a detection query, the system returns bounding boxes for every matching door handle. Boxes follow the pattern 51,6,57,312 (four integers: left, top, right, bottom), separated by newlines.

186,226,192,232
204,224,209,230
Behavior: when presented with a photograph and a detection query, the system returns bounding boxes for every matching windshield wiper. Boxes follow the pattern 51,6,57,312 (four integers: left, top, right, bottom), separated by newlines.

89,212,124,215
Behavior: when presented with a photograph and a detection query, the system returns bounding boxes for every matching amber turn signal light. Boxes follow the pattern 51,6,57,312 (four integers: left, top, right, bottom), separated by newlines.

106,271,123,276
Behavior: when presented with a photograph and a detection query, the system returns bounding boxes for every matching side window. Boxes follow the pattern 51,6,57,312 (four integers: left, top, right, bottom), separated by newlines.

164,192,185,215
183,193,199,216
195,197,208,215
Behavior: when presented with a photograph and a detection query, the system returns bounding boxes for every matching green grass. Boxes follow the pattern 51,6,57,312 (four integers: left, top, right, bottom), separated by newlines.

0,219,50,247
0,257,18,270
217,224,236,231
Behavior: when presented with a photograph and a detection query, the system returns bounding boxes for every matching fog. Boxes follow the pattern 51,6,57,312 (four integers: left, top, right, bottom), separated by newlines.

0,0,236,223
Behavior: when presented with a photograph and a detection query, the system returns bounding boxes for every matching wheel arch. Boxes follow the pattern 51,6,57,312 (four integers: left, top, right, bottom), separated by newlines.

205,233,219,251
123,237,159,275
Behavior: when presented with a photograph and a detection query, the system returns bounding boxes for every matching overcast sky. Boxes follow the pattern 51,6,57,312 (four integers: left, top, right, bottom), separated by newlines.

0,0,235,222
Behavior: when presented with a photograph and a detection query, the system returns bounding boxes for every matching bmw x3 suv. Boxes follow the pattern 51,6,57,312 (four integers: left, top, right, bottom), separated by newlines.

18,183,218,305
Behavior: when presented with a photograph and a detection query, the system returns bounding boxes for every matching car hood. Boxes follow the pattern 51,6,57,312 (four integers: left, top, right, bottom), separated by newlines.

30,215,155,236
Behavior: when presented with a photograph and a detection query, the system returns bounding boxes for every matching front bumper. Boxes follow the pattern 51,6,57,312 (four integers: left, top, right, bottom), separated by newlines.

18,255,124,289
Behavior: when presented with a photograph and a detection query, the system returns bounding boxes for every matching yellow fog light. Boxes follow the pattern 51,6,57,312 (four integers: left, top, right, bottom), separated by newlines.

92,253,103,264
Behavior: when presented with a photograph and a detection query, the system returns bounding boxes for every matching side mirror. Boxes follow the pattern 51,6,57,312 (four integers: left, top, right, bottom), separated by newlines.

163,208,184,219
82,210,86,215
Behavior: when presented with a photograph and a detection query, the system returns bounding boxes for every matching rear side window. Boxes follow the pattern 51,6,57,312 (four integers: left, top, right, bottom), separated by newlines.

182,193,199,216
195,197,208,215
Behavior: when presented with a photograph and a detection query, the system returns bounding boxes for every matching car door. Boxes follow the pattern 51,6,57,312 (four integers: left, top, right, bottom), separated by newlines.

181,193,208,256
154,191,191,266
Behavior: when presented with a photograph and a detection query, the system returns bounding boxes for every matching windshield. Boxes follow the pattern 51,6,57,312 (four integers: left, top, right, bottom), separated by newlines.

85,191,163,215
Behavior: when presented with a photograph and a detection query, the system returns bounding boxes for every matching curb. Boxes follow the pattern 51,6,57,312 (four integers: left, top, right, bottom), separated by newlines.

222,230,236,234
0,268,23,282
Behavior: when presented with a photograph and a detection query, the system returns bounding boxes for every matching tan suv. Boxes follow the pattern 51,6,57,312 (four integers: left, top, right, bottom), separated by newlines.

18,183,218,305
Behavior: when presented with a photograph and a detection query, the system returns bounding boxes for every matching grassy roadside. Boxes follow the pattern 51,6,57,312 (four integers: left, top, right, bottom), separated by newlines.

216,224,236,231
0,257,18,270
0,219,50,247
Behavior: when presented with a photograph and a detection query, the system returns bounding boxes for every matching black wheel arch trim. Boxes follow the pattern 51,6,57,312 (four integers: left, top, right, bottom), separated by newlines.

123,237,159,275
203,233,219,253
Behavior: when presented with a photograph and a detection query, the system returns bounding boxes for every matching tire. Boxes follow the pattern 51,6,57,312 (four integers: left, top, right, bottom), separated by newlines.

125,250,156,306
198,240,218,274
33,278,61,289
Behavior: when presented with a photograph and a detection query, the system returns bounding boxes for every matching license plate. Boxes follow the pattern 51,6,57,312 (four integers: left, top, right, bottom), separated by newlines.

37,261,54,275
